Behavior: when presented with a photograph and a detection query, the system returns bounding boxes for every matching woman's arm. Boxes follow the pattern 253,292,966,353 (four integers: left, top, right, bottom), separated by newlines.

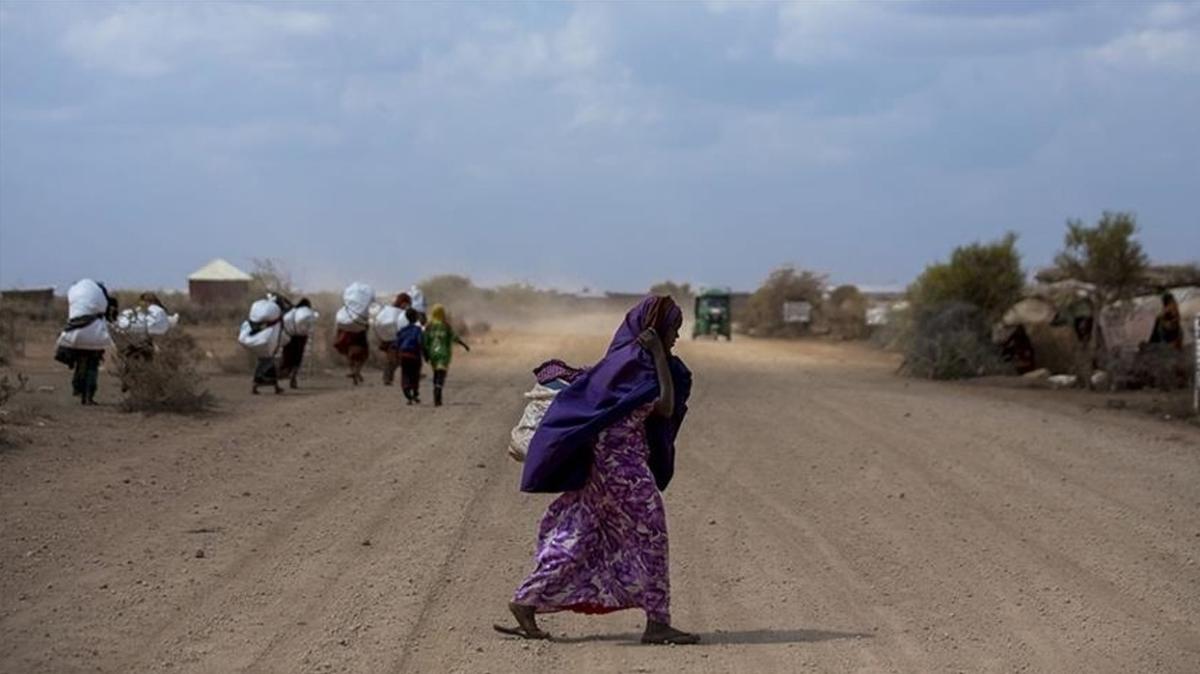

638,328,674,417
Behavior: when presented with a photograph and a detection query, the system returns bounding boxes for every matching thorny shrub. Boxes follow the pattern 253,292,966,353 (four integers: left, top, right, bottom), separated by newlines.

114,330,215,414
900,303,1013,380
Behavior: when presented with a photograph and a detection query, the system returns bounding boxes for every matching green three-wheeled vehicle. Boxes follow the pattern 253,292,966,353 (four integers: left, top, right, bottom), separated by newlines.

693,288,732,340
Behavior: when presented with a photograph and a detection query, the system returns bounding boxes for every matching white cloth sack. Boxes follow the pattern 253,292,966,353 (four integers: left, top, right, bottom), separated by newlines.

238,321,289,358
67,279,108,319
409,286,426,314
507,382,568,462
371,305,410,343
116,305,177,338
282,306,318,337
57,320,112,350
337,282,375,330
249,299,282,324
343,282,375,317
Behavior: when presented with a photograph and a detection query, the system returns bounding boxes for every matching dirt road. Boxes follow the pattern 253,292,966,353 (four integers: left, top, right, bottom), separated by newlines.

2,324,1198,673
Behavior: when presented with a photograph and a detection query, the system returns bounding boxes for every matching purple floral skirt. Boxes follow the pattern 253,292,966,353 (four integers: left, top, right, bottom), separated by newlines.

513,403,670,623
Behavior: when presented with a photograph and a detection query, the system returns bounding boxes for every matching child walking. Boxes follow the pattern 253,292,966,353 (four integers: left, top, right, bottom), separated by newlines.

395,308,424,404
422,304,470,407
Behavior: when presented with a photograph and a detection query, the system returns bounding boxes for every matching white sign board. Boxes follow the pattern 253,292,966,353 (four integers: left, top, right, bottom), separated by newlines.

783,301,813,324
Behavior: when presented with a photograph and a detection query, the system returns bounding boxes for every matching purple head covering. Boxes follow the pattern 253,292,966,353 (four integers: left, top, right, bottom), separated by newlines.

520,296,692,494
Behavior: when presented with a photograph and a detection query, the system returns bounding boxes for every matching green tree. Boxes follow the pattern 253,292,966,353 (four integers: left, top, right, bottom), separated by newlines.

902,234,1024,380
1052,211,1149,386
1053,211,1148,302
908,232,1024,323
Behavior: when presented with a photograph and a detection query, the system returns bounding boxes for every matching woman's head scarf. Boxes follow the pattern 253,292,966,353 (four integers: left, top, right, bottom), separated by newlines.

520,295,691,494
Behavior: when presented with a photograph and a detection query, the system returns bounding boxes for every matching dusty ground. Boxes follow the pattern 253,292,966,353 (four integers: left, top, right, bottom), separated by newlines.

1,320,1198,673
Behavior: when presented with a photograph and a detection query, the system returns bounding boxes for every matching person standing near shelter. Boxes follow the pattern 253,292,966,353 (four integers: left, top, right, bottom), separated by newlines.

422,304,470,407
497,296,698,645
55,279,118,405
1149,292,1184,351
395,308,425,404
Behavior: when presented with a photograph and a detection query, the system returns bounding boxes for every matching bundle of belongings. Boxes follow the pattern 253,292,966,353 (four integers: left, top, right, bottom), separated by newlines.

336,282,375,334
55,279,117,361
237,297,290,358
508,360,587,462
282,302,319,339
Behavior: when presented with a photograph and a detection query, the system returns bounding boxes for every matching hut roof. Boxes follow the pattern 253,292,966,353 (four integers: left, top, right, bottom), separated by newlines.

188,258,252,282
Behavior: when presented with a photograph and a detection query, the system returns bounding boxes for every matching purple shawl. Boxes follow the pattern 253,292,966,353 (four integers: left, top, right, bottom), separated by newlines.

520,297,692,494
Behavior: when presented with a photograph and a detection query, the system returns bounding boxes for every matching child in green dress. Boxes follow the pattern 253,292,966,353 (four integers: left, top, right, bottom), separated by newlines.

423,304,470,407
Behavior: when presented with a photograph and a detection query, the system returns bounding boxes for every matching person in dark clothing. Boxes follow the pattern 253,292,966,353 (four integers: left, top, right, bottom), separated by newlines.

396,308,424,404
279,298,314,389
1149,293,1184,350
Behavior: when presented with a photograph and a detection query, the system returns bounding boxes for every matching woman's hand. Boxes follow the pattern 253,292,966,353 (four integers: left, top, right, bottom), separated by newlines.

637,328,665,358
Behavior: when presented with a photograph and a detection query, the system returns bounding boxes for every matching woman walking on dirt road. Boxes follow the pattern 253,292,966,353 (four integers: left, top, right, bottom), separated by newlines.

497,296,698,645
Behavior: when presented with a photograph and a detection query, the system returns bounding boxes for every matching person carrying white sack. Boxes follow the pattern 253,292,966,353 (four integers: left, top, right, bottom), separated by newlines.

238,296,291,395
334,282,375,386
372,292,412,386
54,279,118,406
278,297,318,389
115,292,180,362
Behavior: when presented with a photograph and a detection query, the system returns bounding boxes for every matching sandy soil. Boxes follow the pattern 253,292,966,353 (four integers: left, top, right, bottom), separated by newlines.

1,324,1198,673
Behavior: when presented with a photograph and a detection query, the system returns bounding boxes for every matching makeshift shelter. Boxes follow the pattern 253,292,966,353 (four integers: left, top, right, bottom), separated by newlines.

188,259,252,305
1101,286,1199,352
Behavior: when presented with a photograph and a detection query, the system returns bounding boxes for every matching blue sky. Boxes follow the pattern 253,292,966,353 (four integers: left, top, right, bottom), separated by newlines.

1,1,1197,293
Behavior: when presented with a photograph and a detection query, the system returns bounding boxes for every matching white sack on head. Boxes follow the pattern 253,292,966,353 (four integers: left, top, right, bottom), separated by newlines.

67,279,109,319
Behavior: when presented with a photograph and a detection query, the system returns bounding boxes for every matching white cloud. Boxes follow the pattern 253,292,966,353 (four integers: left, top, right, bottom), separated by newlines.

773,1,1055,64
60,3,330,77
1090,27,1200,71
340,5,653,132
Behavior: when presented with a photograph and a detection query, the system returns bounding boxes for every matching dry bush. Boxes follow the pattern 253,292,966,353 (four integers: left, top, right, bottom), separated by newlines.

742,266,826,337
115,330,215,414
1,372,30,447
900,303,1013,380
825,285,868,340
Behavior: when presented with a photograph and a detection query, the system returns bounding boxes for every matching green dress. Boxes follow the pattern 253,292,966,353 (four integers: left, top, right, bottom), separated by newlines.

423,321,459,370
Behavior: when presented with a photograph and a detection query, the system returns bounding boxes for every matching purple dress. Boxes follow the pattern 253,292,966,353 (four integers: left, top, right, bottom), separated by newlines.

513,401,671,623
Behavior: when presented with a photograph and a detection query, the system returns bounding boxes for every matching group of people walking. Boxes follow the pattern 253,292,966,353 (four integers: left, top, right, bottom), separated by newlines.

238,282,470,406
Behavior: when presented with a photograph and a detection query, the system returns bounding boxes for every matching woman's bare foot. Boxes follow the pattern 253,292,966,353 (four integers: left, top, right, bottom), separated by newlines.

492,602,550,640
642,620,699,645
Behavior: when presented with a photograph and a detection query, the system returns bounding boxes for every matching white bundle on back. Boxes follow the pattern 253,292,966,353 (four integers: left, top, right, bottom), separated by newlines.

67,279,108,319
371,305,409,342
337,282,375,331
57,279,112,350
144,305,177,336
118,305,177,338
508,381,569,462
282,306,318,337
238,321,288,358
409,286,427,314
249,299,282,324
